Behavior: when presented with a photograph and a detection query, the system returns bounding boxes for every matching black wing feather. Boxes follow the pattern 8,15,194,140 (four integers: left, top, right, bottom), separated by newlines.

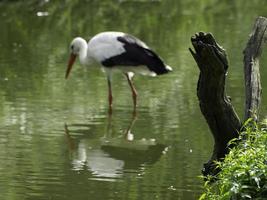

101,34,169,75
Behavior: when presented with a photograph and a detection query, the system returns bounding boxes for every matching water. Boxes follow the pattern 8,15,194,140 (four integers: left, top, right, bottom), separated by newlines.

0,1,267,199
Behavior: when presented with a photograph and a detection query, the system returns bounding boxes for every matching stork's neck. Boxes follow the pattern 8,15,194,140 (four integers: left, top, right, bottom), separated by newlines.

78,39,93,66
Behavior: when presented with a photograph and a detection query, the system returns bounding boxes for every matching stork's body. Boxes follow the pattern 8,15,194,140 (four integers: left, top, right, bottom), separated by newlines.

66,31,172,112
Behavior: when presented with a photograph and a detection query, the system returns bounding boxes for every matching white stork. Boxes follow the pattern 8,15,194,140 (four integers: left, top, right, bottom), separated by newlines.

65,31,172,112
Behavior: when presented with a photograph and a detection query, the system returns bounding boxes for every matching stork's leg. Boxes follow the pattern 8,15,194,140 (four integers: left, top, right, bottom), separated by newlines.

125,73,138,110
107,77,113,114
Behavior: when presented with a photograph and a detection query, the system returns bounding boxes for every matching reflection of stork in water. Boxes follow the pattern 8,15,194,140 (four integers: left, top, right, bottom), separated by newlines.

64,123,124,179
64,112,167,178
64,123,75,151
101,112,167,169
105,111,137,142
124,111,137,141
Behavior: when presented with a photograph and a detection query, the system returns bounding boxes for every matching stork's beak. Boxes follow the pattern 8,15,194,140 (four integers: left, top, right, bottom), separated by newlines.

65,53,77,79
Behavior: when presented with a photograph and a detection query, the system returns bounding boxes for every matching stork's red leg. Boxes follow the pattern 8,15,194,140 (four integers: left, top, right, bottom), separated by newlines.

125,73,137,110
107,78,113,114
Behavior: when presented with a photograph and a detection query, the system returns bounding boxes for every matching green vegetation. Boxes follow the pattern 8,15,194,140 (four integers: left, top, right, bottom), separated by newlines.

200,119,267,200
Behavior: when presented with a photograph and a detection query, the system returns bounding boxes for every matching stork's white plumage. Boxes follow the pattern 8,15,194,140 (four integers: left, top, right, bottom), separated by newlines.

66,31,172,112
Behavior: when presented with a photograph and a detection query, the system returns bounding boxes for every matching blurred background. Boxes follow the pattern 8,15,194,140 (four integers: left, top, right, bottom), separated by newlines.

0,0,267,199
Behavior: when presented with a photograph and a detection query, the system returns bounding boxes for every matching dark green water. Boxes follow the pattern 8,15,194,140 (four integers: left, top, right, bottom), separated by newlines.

0,1,267,200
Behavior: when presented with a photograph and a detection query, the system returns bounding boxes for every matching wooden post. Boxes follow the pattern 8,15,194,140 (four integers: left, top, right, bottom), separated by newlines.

244,16,267,122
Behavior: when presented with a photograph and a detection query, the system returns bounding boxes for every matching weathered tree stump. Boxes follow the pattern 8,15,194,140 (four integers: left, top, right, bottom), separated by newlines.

189,16,267,176
189,33,241,176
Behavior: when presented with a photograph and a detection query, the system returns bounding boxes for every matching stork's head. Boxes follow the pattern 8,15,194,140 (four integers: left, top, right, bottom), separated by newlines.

65,37,86,79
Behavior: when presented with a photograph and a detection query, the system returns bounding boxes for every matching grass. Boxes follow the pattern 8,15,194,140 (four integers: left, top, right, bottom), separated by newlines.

200,119,267,200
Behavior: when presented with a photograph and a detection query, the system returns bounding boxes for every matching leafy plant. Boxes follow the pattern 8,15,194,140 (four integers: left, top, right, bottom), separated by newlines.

200,119,267,200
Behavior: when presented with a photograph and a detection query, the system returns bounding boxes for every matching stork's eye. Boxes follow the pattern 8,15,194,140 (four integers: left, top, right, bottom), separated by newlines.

71,45,74,50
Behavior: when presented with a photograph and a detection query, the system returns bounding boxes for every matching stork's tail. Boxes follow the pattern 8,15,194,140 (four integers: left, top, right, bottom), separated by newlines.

142,48,173,75
165,65,173,72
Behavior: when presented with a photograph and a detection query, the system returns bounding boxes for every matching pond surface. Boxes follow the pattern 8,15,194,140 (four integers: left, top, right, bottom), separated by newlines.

0,1,267,200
